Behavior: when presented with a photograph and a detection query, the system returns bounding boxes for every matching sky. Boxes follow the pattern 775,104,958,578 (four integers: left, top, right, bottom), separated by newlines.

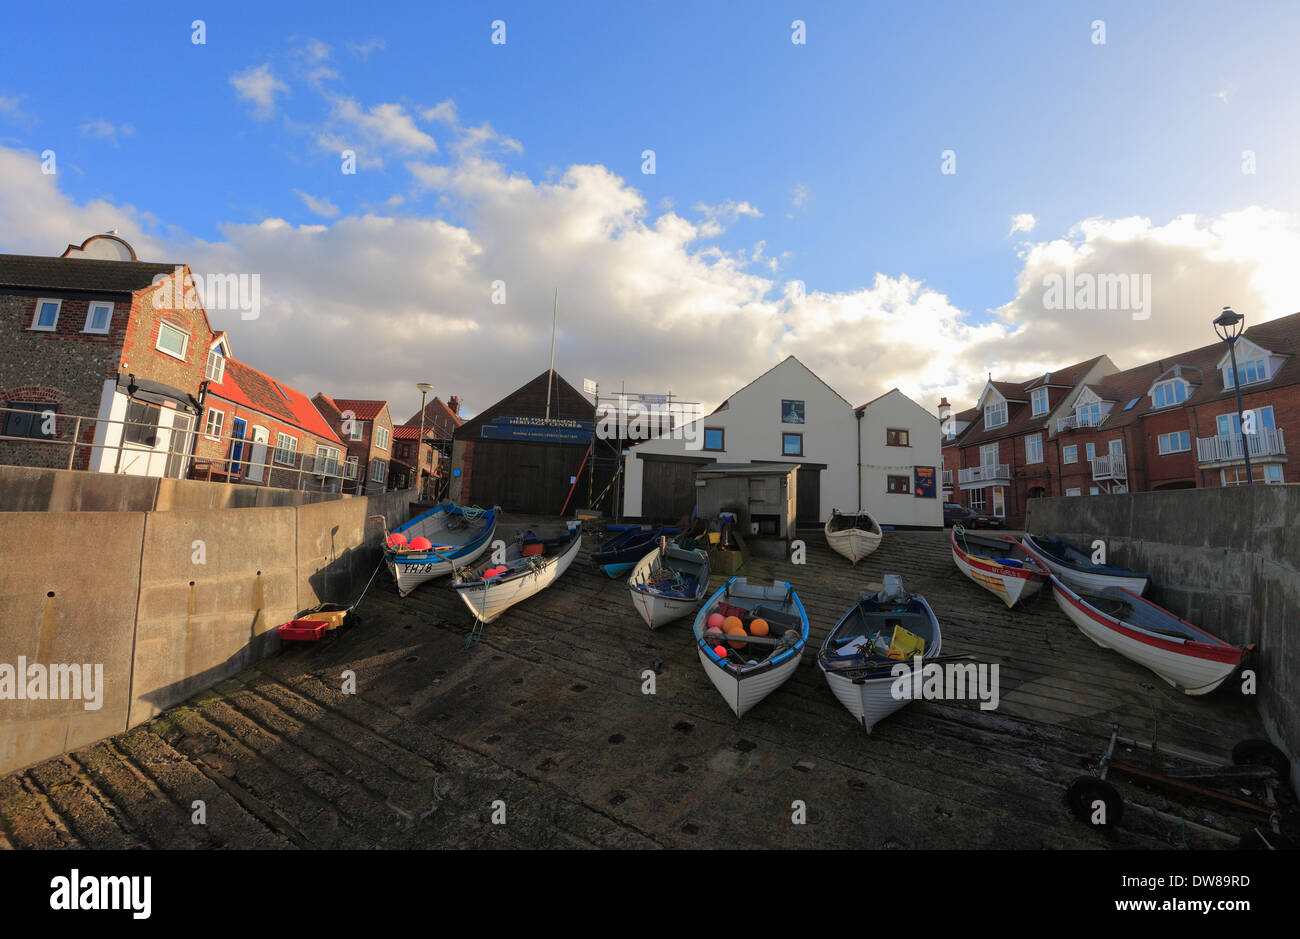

2,0,1300,421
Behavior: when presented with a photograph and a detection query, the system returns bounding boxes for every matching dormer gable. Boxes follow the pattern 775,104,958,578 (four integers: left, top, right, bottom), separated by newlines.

1216,338,1282,389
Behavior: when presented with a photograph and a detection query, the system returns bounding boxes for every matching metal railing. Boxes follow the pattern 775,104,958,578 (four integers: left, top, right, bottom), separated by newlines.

0,403,363,492
1091,452,1127,480
1196,428,1287,464
957,463,1010,485
1056,411,1106,434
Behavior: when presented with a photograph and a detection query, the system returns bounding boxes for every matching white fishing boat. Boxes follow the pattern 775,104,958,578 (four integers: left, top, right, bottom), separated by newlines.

1020,533,1150,595
452,524,582,629
1049,575,1243,695
818,577,942,733
627,541,710,629
950,527,1048,608
824,509,882,565
692,578,809,717
381,503,499,597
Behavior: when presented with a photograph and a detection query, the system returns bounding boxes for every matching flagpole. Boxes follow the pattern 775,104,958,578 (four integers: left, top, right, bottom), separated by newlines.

546,287,558,419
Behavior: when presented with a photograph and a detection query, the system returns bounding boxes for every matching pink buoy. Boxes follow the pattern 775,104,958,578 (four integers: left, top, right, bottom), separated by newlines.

712,645,728,658
707,613,725,629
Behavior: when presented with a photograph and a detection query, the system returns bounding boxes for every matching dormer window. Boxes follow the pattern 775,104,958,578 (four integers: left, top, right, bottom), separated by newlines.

1224,357,1269,389
984,401,1007,428
1077,403,1102,427
1150,379,1188,409
1030,387,1049,416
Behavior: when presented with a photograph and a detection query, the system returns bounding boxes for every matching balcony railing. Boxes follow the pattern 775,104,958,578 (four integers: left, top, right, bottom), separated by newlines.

1056,412,1105,434
1196,428,1287,464
957,463,1010,486
1091,453,1127,480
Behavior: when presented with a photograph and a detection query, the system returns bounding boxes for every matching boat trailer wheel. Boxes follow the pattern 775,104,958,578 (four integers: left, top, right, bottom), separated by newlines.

1065,776,1125,829
1231,739,1292,780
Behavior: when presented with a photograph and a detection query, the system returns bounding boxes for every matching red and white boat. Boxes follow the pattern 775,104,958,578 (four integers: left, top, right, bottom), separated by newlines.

950,528,1048,608
1048,575,1243,695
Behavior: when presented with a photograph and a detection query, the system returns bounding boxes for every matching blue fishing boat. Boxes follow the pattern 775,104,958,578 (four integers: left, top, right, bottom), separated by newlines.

592,526,668,577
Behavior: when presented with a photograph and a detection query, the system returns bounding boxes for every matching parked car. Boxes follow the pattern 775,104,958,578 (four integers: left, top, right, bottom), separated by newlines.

943,502,1004,529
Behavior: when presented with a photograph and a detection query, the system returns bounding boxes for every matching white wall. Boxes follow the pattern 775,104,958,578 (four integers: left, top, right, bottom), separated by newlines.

89,380,184,478
623,358,942,526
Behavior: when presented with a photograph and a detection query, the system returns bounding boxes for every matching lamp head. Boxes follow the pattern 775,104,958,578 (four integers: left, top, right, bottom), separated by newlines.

1214,307,1244,342
416,382,435,394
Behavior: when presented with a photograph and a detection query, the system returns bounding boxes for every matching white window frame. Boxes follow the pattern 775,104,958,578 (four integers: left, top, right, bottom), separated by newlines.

349,419,364,441
991,487,1006,518
205,349,225,383
1224,356,1270,389
156,321,190,360
375,425,390,451
369,457,387,484
274,432,298,465
345,455,360,479
315,445,341,476
83,301,114,334
1263,464,1284,484
1157,430,1190,455
984,400,1007,429
969,489,988,512
1089,486,1100,496
1030,387,1049,416
1065,487,1082,497
1062,444,1078,465
204,408,225,440
1077,403,1102,427
1150,379,1188,409
1085,442,1096,463
980,443,1000,466
1024,433,1043,464
31,298,61,331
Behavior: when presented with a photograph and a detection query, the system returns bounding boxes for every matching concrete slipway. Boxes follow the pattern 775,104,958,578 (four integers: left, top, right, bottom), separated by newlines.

0,517,1269,850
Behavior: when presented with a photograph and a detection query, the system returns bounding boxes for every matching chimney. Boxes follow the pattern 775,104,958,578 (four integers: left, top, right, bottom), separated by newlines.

448,395,460,416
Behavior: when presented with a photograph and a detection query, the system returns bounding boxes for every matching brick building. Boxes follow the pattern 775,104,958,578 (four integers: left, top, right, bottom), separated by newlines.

396,395,463,497
311,396,396,494
942,312,1300,526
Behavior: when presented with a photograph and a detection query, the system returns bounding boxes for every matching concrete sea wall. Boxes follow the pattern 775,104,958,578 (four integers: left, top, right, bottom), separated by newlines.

0,477,414,775
1025,486,1300,792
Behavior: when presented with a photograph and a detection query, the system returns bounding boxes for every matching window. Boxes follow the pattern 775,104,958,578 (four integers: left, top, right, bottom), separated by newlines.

980,443,999,466
1157,430,1190,454
1151,380,1188,409
1218,406,1275,438
887,474,910,494
1225,358,1269,389
1085,442,1096,462
1031,387,1049,416
204,408,225,440
205,349,225,383
1264,464,1284,484
349,419,364,441
30,298,61,330
369,457,387,483
375,425,390,450
123,399,160,447
969,489,987,511
84,301,114,334
782,432,803,456
345,456,359,479
156,321,189,359
1024,433,1043,464
1062,444,1078,464
887,428,910,447
315,446,341,476
992,488,1006,517
984,400,1007,428
1089,486,1100,496
1066,487,1082,497
2,401,56,439
781,400,805,424
1077,403,1102,427
274,433,298,464
703,427,724,451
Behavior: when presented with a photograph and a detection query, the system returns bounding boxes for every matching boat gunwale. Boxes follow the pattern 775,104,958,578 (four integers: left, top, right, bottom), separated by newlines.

451,527,582,594
950,528,1047,581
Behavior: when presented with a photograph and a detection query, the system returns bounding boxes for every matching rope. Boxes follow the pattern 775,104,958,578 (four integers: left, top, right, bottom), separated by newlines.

458,504,488,519
953,523,970,556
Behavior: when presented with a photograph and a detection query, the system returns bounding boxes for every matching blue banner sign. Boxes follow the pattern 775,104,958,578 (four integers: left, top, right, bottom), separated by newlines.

480,415,594,444
914,465,937,498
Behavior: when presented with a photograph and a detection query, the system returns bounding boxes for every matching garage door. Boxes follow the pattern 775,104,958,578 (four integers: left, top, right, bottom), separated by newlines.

642,459,700,521
469,442,587,514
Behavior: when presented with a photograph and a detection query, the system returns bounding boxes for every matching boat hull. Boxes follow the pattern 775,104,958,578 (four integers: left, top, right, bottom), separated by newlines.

1049,577,1240,695
950,531,1046,608
697,644,803,717
627,546,710,629
453,532,582,624
1020,534,1149,595
824,512,882,565
385,508,498,598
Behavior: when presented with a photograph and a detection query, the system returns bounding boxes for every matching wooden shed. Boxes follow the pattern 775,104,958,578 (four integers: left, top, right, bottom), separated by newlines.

693,462,798,556
449,370,606,514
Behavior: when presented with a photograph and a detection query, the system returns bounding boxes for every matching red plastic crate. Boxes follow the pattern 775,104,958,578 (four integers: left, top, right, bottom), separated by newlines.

278,618,329,641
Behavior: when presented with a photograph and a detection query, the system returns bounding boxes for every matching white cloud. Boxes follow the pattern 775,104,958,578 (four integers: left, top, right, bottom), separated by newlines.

327,97,438,156
422,99,457,124
79,119,134,145
1008,212,1036,235
791,183,810,208
346,38,387,60
230,65,290,120
293,189,340,218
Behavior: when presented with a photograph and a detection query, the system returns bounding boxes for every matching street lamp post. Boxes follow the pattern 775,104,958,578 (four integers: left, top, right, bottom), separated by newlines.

1213,307,1253,485
416,381,434,499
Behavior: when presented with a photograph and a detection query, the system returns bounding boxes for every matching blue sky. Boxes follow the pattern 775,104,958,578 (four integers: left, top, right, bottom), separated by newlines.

3,1,1299,414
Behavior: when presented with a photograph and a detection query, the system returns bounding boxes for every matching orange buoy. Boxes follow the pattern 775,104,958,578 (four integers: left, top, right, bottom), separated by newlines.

722,615,743,633
750,618,769,637
387,532,409,549
408,536,433,551
723,620,747,650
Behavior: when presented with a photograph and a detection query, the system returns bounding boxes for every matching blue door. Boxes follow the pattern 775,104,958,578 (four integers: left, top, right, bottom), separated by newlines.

228,417,247,475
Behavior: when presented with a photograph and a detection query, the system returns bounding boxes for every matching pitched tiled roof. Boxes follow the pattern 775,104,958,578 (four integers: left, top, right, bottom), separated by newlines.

402,397,462,436
330,398,388,421
949,355,1104,448
0,254,179,294
207,359,343,445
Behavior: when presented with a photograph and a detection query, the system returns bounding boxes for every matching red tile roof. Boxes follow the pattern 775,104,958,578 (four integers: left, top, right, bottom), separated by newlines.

948,356,1104,448
402,397,462,436
330,398,389,421
206,359,343,445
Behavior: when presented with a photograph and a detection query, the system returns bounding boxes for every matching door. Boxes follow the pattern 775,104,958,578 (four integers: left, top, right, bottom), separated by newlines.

980,443,999,466
642,459,698,521
227,417,247,476
796,466,820,526
992,487,1006,518
165,413,193,479
246,425,270,482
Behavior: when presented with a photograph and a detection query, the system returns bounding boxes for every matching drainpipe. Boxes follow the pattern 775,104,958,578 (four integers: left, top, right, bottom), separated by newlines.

855,408,863,511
